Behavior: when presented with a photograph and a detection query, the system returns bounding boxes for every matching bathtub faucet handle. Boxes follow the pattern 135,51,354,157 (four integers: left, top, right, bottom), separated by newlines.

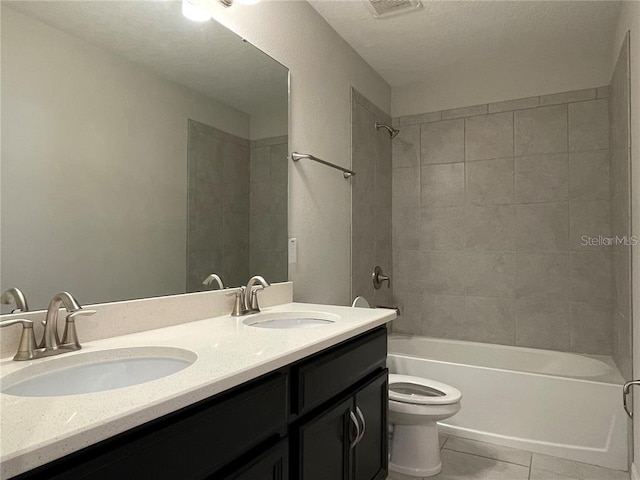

372,266,390,290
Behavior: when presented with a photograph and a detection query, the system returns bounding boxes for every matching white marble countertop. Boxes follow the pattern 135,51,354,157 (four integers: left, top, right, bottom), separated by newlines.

0,302,395,478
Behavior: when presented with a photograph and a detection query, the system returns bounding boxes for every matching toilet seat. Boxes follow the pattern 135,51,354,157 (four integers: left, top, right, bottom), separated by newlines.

389,374,461,405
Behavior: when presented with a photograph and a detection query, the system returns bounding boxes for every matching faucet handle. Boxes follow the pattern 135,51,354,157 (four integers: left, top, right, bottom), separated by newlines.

226,287,247,317
0,319,36,361
248,285,266,313
61,309,96,348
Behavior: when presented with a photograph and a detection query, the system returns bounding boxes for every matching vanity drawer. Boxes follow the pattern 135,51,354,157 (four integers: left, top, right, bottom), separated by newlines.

292,327,387,415
20,373,288,480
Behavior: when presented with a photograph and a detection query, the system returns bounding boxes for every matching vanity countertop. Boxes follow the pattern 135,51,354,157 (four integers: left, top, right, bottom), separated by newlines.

0,302,395,478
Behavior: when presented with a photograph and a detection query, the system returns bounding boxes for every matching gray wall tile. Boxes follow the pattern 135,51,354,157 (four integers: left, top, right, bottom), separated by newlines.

464,296,515,345
393,250,423,293
442,104,488,120
569,99,609,151
514,203,569,252
393,166,420,203
421,119,465,164
393,206,420,251
515,253,569,301
421,163,465,207
421,251,467,295
515,154,568,204
516,299,570,350
420,206,465,251
569,150,610,200
465,112,514,161
392,124,420,168
539,88,596,106
389,86,616,355
465,205,514,251
569,303,613,354
465,158,514,205
569,200,610,251
420,294,465,337
515,105,568,156
465,253,516,298
488,97,539,114
570,252,612,304
398,111,442,126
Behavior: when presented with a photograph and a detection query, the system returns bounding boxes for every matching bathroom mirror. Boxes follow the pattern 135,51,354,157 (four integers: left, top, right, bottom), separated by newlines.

0,1,289,312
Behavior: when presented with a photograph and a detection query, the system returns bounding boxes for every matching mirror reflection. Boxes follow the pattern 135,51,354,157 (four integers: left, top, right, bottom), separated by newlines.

1,1,289,312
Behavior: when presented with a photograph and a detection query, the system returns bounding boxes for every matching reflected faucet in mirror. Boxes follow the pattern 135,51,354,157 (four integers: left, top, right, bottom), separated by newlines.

0,292,96,361
202,274,225,290
1,287,29,313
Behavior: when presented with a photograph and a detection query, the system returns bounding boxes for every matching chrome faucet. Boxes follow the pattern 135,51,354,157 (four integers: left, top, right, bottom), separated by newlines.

202,273,224,290
224,276,271,316
245,275,270,314
0,291,96,361
1,287,29,313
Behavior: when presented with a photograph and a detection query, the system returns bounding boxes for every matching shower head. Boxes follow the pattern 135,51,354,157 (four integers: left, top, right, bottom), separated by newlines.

375,121,400,139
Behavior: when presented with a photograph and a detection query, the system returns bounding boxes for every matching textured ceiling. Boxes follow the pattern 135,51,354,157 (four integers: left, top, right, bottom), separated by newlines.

5,1,288,118
308,0,622,88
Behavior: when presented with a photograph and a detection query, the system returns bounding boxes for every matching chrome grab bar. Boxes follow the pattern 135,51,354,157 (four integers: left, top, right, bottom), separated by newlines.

291,152,355,179
623,380,640,417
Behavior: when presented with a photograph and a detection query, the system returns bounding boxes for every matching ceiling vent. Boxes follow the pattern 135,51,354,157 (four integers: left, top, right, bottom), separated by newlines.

364,0,423,19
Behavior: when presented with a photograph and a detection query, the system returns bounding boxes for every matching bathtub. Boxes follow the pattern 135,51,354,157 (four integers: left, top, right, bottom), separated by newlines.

387,334,628,470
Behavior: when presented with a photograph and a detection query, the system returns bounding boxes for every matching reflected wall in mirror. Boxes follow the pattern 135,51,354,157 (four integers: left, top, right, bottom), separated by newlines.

1,1,289,312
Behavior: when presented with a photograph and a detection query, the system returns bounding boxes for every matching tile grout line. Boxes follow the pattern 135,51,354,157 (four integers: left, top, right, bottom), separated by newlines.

442,445,533,470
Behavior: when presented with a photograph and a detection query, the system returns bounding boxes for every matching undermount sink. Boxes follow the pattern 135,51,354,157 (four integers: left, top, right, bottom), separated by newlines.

1,346,196,397
243,311,339,329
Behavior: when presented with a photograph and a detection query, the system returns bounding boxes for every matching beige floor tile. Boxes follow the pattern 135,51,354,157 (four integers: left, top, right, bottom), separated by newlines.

578,462,628,480
530,468,579,480
444,436,532,467
435,450,529,480
531,454,583,478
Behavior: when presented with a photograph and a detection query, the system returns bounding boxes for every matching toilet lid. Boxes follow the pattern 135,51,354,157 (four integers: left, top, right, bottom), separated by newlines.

389,374,462,405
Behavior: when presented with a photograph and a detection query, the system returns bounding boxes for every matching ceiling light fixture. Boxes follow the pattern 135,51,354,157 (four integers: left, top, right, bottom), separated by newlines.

182,0,211,21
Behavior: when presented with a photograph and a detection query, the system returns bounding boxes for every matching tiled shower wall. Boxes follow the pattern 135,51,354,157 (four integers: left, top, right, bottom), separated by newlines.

351,89,393,307
187,119,250,291
391,88,615,354
249,136,289,284
610,33,633,381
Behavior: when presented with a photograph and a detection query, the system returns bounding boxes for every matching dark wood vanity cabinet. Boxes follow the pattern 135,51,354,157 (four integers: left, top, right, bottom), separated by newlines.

13,326,387,480
295,370,388,480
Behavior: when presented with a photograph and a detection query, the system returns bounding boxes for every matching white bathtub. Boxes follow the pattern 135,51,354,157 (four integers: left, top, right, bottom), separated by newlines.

387,334,628,470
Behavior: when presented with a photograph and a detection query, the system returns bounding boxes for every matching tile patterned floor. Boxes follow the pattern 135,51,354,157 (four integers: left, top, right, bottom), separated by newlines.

390,434,629,480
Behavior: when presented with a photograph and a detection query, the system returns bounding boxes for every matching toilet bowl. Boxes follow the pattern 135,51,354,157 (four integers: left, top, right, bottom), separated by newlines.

388,374,462,479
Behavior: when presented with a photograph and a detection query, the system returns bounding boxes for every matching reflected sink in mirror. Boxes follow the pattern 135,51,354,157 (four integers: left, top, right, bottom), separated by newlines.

243,312,340,329
1,347,196,397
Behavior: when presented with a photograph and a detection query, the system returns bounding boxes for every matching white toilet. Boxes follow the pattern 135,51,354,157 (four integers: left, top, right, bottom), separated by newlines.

388,374,462,479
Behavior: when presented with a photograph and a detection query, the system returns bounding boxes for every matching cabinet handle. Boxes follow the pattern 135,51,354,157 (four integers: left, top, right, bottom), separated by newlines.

355,406,366,444
349,410,361,449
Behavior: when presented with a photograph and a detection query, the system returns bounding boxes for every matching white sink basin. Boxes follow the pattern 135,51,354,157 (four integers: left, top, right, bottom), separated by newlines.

1,346,196,397
243,311,339,329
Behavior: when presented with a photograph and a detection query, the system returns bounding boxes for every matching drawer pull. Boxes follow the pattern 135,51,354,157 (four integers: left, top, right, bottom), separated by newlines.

355,406,366,444
349,410,361,449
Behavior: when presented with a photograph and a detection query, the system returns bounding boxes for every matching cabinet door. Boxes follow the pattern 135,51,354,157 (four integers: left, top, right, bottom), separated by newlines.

221,439,288,480
297,397,354,480
354,370,388,480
